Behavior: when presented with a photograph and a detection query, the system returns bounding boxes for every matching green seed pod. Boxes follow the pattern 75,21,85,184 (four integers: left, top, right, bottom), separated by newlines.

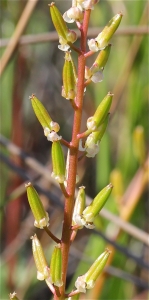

49,3,77,51
87,92,113,131
82,183,113,222
133,125,146,165
50,244,63,287
85,248,110,288
9,292,19,300
30,94,60,132
96,13,122,49
75,249,110,292
72,186,86,227
31,234,51,281
91,44,111,73
62,51,77,100
49,2,69,41
26,182,50,229
85,114,109,147
51,141,66,183
88,13,122,52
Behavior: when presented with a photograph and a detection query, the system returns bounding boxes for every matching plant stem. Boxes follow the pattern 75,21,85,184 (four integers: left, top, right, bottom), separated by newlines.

59,10,91,299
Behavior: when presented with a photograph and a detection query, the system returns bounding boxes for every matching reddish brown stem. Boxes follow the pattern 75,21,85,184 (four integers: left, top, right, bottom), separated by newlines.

60,10,91,299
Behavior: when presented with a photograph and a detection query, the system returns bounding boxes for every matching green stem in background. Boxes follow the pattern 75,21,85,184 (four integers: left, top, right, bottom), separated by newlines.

60,9,91,299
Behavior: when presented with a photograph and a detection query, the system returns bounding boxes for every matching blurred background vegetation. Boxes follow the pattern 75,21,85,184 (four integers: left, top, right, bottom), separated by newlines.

0,0,148,299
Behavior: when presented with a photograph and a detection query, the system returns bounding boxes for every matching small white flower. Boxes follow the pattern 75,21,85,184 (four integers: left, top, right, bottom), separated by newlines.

50,121,60,132
63,7,83,23
79,139,86,151
91,70,103,83
86,143,99,157
51,172,65,184
75,275,87,293
88,38,99,52
34,212,50,229
86,116,97,131
47,132,62,142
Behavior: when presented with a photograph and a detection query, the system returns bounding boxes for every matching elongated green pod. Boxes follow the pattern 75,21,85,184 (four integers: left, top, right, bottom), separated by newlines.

30,94,60,133
87,92,113,131
62,51,77,100
26,182,49,229
88,13,123,51
31,234,51,281
72,186,86,227
82,183,113,222
75,249,110,292
51,141,66,183
50,244,63,287
49,2,68,41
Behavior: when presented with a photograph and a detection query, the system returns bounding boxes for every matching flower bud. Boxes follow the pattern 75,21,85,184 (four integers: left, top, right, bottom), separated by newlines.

91,44,111,72
49,3,77,51
82,183,113,222
62,51,77,100
72,186,86,228
30,94,60,132
26,182,50,229
51,141,66,183
133,125,146,164
87,92,113,131
50,244,63,287
88,13,123,51
9,292,19,300
31,234,51,281
63,7,84,23
75,249,110,292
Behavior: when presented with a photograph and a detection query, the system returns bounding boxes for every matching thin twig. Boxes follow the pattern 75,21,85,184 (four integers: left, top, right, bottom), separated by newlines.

0,0,39,77
44,227,61,244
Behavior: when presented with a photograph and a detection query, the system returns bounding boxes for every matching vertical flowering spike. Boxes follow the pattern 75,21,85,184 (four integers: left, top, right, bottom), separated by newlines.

85,114,109,157
133,125,146,164
72,186,86,228
82,183,113,222
31,234,51,281
49,3,77,51
9,292,19,300
30,94,60,133
62,51,77,100
88,13,123,51
87,92,113,131
75,249,110,292
50,244,63,287
51,141,66,183
26,182,50,229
